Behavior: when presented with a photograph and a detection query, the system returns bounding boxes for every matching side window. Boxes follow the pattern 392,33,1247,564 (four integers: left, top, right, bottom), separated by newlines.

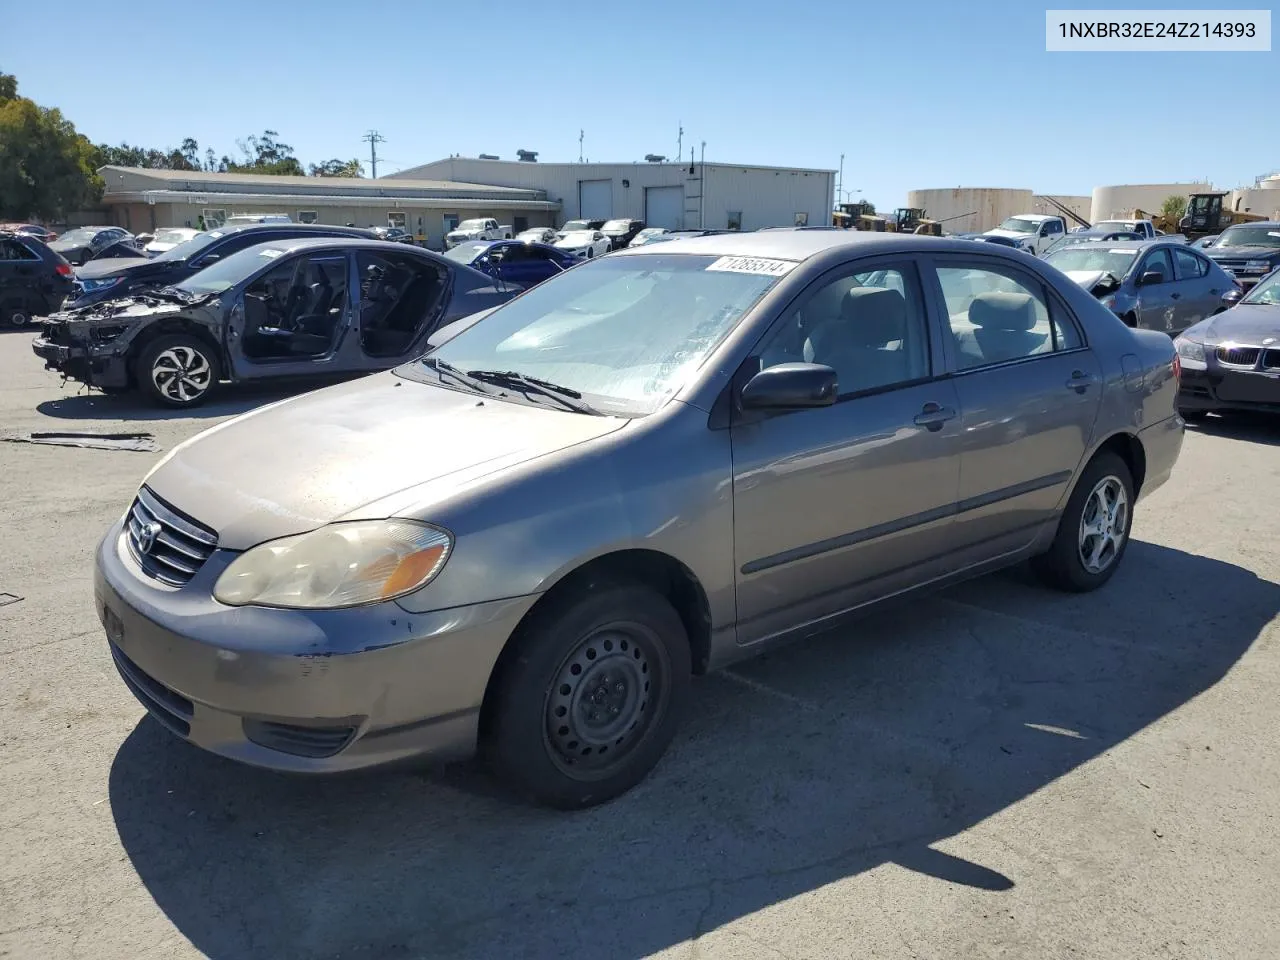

1047,220,1063,235
499,244,531,262
196,232,273,266
1139,248,1174,283
936,265,1076,371
755,263,930,396
1173,247,1207,280
0,239,38,261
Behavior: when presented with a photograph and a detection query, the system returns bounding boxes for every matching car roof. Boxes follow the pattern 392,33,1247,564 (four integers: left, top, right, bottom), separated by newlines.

210,222,376,237
1221,220,1280,228
239,237,451,258
612,230,1019,261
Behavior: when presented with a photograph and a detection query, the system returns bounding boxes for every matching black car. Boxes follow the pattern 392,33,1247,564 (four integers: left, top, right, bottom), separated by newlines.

1174,268,1280,419
32,238,522,408
600,218,646,249
369,226,417,245
68,223,380,309
49,226,138,266
1201,221,1280,291
0,231,74,327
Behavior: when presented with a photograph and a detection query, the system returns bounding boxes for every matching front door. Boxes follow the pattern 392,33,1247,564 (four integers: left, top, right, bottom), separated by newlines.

730,259,963,646
1133,247,1179,332
227,250,353,380
928,257,1102,556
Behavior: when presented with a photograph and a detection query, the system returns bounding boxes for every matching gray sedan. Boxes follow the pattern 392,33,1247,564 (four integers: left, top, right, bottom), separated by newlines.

1044,239,1238,335
96,232,1184,808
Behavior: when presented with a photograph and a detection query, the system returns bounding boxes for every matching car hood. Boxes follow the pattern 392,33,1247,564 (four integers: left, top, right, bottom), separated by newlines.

48,294,210,325
1186,303,1280,344
75,257,173,281
141,372,628,550
1063,269,1110,291
1206,245,1280,261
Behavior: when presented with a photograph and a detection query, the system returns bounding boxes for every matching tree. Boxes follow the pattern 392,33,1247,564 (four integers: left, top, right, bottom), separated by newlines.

1161,194,1188,223
225,129,305,176
309,158,363,177
0,73,101,220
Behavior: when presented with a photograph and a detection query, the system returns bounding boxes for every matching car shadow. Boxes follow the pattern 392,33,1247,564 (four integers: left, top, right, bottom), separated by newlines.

34,378,355,422
1187,412,1280,447
108,542,1275,959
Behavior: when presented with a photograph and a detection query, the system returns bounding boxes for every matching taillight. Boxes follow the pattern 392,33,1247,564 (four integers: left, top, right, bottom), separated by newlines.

1172,352,1181,384
55,263,72,277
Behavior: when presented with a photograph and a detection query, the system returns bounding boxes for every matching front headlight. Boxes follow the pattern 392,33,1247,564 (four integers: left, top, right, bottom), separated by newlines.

213,519,452,609
1174,337,1205,362
81,276,123,292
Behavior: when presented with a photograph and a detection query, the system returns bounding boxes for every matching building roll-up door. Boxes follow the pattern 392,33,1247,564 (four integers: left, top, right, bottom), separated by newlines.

645,186,684,230
578,180,613,220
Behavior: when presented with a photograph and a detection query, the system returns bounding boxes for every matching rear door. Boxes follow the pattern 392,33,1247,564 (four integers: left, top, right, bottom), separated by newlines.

1171,246,1222,333
925,255,1101,556
352,249,450,365
0,237,43,308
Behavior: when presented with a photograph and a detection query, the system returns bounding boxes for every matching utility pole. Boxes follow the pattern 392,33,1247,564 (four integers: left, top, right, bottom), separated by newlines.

838,153,844,210
362,130,386,178
578,129,584,163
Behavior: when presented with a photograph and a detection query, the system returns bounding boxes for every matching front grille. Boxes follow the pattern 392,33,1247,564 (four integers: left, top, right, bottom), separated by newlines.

1263,349,1280,370
1213,259,1247,271
243,719,357,758
110,642,193,737
1217,346,1261,367
125,487,217,586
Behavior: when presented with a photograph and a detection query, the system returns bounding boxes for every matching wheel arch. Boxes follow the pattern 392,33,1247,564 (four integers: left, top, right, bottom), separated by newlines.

1089,430,1147,496
126,318,225,385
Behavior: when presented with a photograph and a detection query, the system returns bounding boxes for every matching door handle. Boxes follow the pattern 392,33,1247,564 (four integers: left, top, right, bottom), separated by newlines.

913,402,956,431
1065,370,1096,393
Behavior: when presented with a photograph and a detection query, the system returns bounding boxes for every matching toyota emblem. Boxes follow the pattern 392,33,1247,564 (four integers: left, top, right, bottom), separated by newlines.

137,521,162,555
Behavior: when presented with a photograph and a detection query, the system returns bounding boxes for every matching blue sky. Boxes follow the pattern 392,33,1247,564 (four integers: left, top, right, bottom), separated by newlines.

3,0,1276,208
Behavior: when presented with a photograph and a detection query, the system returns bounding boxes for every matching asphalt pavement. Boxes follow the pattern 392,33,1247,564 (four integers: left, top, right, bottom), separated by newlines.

1,327,1278,960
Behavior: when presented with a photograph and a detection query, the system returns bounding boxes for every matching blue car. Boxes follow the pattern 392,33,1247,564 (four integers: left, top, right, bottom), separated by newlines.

444,240,577,288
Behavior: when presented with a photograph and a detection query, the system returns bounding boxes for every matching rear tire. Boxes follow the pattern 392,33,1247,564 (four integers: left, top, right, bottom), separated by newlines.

485,582,691,809
1032,451,1134,593
1,298,31,327
136,334,221,408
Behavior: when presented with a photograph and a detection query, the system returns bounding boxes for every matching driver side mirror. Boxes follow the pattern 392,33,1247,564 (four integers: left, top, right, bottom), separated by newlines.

740,362,838,410
1139,270,1165,286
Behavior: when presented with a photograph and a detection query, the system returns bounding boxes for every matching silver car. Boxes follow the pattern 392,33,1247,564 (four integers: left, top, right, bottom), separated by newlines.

96,232,1184,808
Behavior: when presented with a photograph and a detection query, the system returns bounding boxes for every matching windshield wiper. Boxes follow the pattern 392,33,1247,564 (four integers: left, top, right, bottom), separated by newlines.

464,369,601,415
421,357,497,395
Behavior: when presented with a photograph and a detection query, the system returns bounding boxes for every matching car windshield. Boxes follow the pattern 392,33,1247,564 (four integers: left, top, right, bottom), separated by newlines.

154,230,223,262
1215,226,1280,249
1046,247,1140,276
152,229,192,244
457,219,487,231
419,253,785,416
1241,271,1280,305
602,220,630,231
174,245,290,295
561,221,589,232
1093,221,1137,232
995,217,1039,234
58,228,99,244
558,231,594,244
443,241,489,264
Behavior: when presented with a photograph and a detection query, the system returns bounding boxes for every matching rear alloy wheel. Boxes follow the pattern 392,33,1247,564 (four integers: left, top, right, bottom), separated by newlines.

1033,451,1134,592
486,583,691,808
1,299,31,327
137,334,221,408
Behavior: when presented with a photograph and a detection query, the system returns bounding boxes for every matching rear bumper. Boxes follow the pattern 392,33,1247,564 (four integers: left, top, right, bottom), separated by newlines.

1178,366,1280,415
1136,414,1184,501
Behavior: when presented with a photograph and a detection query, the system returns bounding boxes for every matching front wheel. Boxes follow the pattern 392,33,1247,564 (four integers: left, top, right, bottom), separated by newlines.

485,583,691,808
1032,451,1134,592
1,298,31,327
136,334,221,408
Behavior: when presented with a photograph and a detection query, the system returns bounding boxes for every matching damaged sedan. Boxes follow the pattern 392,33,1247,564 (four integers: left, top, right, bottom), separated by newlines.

32,238,521,408
1043,240,1238,335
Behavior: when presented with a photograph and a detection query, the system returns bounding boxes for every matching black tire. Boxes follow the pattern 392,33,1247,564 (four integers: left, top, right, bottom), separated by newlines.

1,297,32,328
1179,409,1209,423
485,582,692,809
1032,451,1135,593
136,334,221,408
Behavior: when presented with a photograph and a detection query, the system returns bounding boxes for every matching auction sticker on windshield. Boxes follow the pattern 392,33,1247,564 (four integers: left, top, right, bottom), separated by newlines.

706,256,797,277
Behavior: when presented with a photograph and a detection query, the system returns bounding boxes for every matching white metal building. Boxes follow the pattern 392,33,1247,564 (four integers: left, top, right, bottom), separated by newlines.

1089,182,1212,220
386,157,836,232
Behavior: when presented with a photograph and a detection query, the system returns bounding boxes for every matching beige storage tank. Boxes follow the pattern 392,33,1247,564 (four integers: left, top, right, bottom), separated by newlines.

1090,182,1211,220
905,188,1032,234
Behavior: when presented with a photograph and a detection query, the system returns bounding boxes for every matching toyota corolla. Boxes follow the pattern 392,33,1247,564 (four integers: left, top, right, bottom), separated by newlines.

96,232,1183,808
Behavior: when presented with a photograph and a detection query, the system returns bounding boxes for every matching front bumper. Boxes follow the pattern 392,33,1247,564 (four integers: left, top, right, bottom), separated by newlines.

1178,363,1280,415
94,518,537,772
32,325,131,387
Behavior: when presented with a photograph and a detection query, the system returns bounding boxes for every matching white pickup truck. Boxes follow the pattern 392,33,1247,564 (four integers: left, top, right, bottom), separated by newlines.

444,218,512,249
982,214,1068,255
1090,218,1159,240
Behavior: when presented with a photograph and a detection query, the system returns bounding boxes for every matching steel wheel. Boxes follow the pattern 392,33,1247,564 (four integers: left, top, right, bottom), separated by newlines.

1,300,29,327
1077,475,1128,575
544,624,661,775
151,345,212,403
